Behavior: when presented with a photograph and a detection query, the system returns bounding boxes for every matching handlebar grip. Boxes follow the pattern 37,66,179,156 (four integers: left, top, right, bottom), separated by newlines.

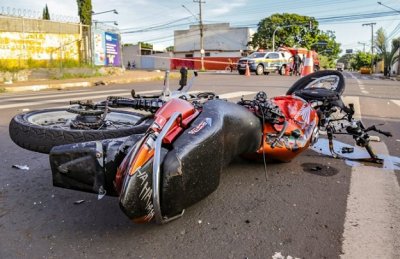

115,98,165,113
377,129,392,137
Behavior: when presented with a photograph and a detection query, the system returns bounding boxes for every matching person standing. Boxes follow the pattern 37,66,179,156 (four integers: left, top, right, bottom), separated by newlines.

293,51,301,76
228,58,234,72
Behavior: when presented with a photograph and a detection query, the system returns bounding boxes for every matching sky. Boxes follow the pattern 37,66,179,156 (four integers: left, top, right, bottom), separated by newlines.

2,0,400,54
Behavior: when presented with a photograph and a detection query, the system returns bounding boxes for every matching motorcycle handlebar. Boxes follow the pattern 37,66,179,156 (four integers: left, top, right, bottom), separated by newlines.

111,97,165,113
69,96,165,113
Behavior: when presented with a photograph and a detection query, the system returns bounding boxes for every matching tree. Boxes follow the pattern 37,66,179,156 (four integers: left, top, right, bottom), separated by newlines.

139,42,153,49
42,4,50,20
166,46,174,52
391,37,400,74
76,0,92,25
249,13,340,60
337,53,355,69
351,51,375,70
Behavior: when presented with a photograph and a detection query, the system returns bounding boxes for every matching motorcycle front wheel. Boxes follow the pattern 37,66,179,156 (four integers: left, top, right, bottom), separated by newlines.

9,109,152,154
286,70,345,96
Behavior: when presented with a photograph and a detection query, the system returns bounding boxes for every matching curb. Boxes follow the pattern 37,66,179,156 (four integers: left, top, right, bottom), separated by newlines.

1,73,174,93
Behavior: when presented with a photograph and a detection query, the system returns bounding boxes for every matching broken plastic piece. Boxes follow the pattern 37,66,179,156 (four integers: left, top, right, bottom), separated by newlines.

74,200,85,205
97,186,107,200
12,165,29,170
341,147,354,154
369,135,380,142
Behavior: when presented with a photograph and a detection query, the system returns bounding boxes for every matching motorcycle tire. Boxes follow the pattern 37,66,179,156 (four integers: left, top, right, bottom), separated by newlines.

286,70,345,95
9,108,152,154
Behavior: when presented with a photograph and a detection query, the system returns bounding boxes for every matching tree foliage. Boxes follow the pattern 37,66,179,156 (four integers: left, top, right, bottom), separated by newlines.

139,42,153,49
249,13,341,60
337,53,354,69
77,0,92,25
42,4,50,20
351,51,374,70
375,27,400,75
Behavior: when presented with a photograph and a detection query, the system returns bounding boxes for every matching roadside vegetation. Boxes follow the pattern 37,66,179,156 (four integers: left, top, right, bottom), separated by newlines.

337,27,400,73
249,13,341,68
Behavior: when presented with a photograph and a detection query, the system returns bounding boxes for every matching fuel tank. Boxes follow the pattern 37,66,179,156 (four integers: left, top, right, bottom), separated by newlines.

256,95,319,162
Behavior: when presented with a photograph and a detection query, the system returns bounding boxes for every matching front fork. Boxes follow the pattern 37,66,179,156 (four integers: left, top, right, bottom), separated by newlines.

326,124,383,164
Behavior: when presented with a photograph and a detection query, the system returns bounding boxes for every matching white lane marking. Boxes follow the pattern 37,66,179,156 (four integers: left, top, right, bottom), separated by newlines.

0,89,91,99
392,100,400,106
340,95,400,258
0,90,161,110
1,89,129,102
361,90,369,94
0,90,256,110
218,91,256,99
341,143,400,258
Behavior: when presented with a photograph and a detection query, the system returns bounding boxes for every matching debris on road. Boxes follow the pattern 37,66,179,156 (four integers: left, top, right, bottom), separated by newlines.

311,166,322,171
74,200,85,205
369,135,381,142
97,186,106,200
94,80,107,86
272,252,301,259
341,147,354,153
12,164,29,170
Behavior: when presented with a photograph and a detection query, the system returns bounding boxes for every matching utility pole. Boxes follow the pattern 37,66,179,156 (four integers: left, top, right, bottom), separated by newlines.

358,41,367,52
193,0,205,71
362,22,376,72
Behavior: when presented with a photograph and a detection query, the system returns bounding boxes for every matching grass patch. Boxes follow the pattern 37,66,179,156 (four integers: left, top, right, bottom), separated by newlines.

0,59,94,72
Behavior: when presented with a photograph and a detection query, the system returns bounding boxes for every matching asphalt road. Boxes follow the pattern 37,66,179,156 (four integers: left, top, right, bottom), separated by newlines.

0,72,399,259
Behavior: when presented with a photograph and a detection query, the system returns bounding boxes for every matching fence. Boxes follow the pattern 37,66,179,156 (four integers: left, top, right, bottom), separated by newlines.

0,6,79,23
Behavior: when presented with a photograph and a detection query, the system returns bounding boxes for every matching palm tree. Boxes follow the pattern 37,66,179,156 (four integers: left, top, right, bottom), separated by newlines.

389,38,400,76
375,28,400,76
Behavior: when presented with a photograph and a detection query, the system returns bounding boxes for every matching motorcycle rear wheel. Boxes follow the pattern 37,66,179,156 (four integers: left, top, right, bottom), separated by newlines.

9,108,151,154
286,70,345,96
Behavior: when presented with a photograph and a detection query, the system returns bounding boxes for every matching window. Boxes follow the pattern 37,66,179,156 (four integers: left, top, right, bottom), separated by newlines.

185,54,193,58
205,52,211,57
266,53,279,59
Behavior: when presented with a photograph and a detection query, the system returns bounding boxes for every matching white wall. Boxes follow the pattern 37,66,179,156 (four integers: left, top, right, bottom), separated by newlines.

122,45,141,68
153,52,173,70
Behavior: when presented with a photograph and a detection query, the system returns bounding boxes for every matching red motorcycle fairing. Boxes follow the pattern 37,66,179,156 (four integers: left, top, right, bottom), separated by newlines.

117,98,200,223
118,99,262,223
255,95,319,162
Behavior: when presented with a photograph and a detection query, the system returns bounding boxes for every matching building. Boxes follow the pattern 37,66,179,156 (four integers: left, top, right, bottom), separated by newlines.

173,23,253,70
122,44,171,70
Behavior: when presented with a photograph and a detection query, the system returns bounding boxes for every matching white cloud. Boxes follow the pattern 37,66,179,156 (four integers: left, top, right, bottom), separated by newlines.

208,0,247,16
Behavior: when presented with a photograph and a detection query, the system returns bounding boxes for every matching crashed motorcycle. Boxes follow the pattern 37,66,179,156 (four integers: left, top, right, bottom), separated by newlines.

9,70,391,224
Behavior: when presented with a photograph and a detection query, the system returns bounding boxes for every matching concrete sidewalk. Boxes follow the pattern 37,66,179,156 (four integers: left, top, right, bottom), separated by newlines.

0,70,178,93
